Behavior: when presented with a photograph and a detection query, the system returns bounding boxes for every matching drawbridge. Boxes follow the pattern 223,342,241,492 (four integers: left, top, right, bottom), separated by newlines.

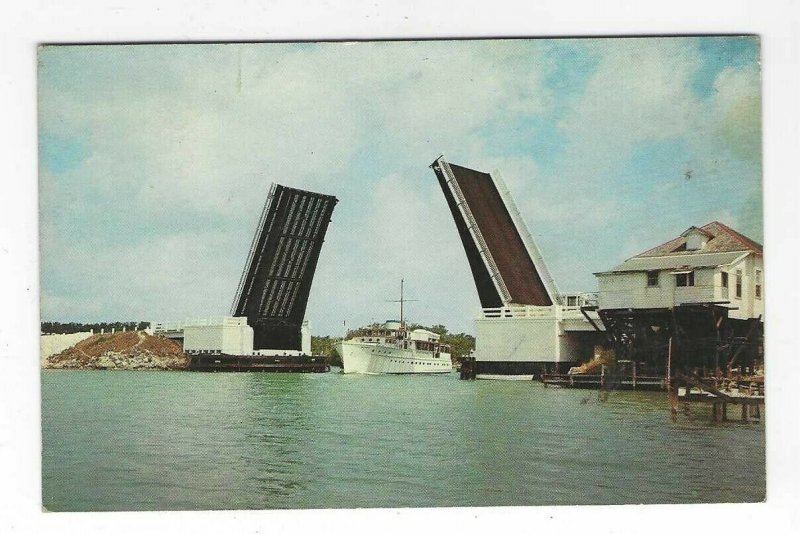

431,156,560,308
231,183,338,351
430,156,602,377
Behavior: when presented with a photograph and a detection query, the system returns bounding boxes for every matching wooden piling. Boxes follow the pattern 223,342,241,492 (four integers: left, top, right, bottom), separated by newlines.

669,387,678,421
716,402,725,422
666,337,673,391
459,356,477,380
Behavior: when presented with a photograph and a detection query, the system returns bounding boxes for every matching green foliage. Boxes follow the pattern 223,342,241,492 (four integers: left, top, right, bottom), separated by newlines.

311,335,343,367
440,331,476,359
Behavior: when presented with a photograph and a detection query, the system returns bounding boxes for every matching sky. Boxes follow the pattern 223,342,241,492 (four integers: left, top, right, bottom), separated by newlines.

38,37,763,335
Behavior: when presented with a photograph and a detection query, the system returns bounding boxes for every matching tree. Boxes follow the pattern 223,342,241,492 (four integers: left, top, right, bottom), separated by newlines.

311,335,343,367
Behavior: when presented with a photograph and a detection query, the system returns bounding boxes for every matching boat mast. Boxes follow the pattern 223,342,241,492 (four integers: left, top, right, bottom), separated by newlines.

400,278,404,326
387,279,416,331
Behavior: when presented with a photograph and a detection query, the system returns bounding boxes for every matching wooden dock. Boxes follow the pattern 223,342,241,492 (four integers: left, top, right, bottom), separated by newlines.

541,372,667,390
673,374,764,422
541,359,667,390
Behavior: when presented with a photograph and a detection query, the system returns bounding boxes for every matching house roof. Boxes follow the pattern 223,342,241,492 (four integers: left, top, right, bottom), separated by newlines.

596,222,762,274
634,221,762,258
680,226,715,238
599,251,750,274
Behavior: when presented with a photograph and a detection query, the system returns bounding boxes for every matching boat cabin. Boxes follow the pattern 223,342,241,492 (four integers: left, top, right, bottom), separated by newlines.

345,322,451,356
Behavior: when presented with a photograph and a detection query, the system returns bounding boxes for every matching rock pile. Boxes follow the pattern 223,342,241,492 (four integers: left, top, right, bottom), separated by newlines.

44,331,189,370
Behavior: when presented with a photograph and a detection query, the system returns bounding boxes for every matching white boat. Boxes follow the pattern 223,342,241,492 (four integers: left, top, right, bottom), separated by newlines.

336,280,453,374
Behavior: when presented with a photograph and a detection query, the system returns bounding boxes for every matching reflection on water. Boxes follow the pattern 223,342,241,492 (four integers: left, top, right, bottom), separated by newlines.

41,370,765,511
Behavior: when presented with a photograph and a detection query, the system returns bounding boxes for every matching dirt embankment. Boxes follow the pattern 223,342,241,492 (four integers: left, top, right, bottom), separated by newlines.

44,331,189,370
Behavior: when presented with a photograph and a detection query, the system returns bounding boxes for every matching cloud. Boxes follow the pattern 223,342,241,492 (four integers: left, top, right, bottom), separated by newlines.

38,39,763,334
40,226,246,322
714,66,762,163
308,171,479,334
555,39,703,181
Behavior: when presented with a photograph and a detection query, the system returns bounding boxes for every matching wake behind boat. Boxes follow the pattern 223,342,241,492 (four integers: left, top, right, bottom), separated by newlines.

335,280,453,374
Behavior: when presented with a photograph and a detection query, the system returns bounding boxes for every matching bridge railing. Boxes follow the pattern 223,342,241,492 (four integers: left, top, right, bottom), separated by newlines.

479,305,555,319
479,293,600,320
153,316,248,335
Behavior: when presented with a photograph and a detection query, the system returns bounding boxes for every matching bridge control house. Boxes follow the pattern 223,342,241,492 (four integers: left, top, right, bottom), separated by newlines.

594,221,764,374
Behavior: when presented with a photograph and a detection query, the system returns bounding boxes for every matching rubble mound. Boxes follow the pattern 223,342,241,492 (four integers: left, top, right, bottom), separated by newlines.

44,331,188,370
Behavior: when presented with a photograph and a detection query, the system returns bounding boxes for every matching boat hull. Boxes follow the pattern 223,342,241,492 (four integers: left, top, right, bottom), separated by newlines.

337,341,452,374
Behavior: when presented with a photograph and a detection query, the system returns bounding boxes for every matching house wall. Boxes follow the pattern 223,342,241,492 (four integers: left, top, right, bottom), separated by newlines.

597,253,763,320
597,268,715,309
722,255,764,320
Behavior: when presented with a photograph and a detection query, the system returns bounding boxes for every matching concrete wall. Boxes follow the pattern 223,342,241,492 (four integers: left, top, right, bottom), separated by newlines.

40,331,94,361
301,321,311,354
183,317,254,355
476,316,566,363
557,329,592,364
474,306,601,365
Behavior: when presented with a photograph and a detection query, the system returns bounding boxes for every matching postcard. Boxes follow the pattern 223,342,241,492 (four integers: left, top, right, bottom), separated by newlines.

38,37,764,511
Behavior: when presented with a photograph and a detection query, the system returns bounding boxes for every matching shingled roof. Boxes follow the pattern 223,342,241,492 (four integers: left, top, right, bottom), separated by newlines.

634,221,763,258
597,222,763,274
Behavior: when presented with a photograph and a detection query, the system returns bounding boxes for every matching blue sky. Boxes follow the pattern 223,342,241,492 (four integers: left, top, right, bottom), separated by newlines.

38,37,762,335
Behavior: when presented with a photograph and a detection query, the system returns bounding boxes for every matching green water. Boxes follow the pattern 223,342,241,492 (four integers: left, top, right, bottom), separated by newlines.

41,370,765,511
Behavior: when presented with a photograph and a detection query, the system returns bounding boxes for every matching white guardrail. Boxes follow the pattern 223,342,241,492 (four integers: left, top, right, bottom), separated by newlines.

152,316,249,334
479,293,599,319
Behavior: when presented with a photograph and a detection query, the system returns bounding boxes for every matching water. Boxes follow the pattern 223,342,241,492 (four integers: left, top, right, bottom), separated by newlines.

41,370,765,511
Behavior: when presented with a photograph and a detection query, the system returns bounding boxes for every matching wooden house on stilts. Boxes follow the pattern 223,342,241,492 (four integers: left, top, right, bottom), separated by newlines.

594,221,764,376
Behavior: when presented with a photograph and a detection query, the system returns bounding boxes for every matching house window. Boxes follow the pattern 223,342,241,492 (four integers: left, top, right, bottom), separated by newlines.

675,271,694,287
721,271,728,288
566,295,578,307
755,270,762,299
735,270,742,299
646,270,659,287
